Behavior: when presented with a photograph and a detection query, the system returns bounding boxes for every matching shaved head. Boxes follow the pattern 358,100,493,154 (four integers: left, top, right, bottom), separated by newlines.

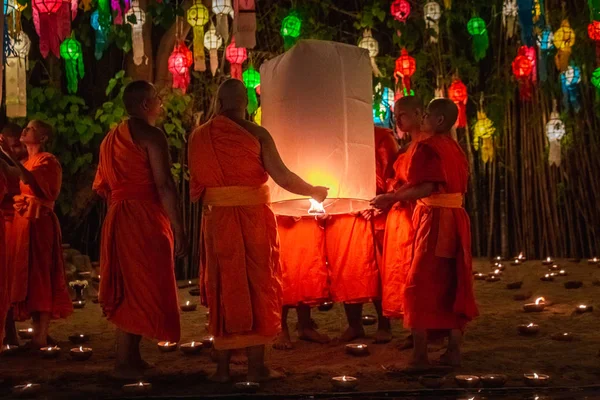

31,120,53,142
394,95,424,134
394,95,423,112
423,98,459,134
1,122,22,138
123,80,157,115
216,79,248,113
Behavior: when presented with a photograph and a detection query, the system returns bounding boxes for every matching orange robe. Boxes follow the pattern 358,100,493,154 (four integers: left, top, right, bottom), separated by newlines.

277,216,328,307
11,153,73,321
189,115,282,350
374,127,400,252
0,171,7,346
93,122,180,342
402,135,479,329
3,171,21,305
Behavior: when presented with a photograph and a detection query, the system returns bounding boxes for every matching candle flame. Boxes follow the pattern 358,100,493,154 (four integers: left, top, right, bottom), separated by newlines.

79,346,83,351
188,280,192,284
560,270,565,273
191,341,196,347
26,384,32,388
27,328,33,332
563,333,568,336
342,376,348,381
494,269,500,274
579,304,587,309
527,323,534,327
308,199,326,214
185,301,190,306
518,252,524,259
535,297,545,305
547,257,551,261
138,382,143,386
533,373,539,379
544,274,550,277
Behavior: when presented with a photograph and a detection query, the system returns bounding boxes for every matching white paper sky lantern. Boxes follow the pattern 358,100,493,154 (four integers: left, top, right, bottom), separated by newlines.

546,102,565,167
6,32,31,117
126,1,146,65
212,0,232,42
260,40,375,216
503,0,518,39
424,1,441,43
204,24,223,76
358,29,381,77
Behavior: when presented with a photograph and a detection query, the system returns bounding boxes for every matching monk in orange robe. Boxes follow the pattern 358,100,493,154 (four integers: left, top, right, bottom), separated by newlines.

189,79,328,382
372,99,479,367
94,81,187,379
0,123,27,346
0,169,7,348
0,120,73,349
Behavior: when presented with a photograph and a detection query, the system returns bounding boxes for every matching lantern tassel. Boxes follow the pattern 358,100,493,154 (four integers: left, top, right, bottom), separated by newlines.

443,0,451,9
481,137,494,163
132,26,145,65
472,32,489,61
555,48,571,72
402,76,411,93
247,87,258,115
210,48,218,76
456,102,467,128
283,35,297,51
517,0,534,46
370,57,382,77
231,63,242,80
193,26,206,72
518,78,532,101
5,55,27,118
548,140,562,166
216,14,229,43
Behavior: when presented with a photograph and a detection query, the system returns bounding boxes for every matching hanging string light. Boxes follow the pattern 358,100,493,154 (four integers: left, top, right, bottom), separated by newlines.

187,1,209,72
281,10,302,50
242,66,260,115
546,100,565,166
424,1,441,44
553,19,575,72
560,64,581,113
358,29,381,77
126,0,146,66
212,0,232,42
390,0,410,23
59,36,84,93
502,0,518,39
467,16,489,61
168,40,193,93
204,24,223,76
5,31,30,117
448,79,468,128
226,38,247,80
394,49,416,94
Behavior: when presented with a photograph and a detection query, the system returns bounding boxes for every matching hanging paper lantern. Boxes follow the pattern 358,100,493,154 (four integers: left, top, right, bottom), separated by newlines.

226,39,247,80
111,0,131,25
589,0,600,21
168,41,193,93
373,101,390,128
503,0,518,39
187,2,209,72
254,106,262,125
242,67,260,115
5,31,30,117
390,0,410,23
59,37,84,94
537,27,554,82
443,0,451,9
125,1,146,66
448,79,467,128
394,49,416,93
424,1,442,44
591,67,600,91
281,10,302,50
472,110,495,163
4,0,26,36
212,0,232,42
560,64,581,113
467,17,489,61
588,21,600,64
90,10,111,60
204,24,223,76
32,0,74,58
546,104,565,166
381,87,395,111
512,49,533,101
553,19,575,72
358,29,381,77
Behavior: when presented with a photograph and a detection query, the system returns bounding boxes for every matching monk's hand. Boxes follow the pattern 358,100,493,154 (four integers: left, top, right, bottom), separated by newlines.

174,230,189,258
310,186,329,203
370,193,396,211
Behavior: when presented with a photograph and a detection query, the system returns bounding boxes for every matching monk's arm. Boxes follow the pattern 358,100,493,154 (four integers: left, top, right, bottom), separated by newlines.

390,182,436,202
0,151,45,198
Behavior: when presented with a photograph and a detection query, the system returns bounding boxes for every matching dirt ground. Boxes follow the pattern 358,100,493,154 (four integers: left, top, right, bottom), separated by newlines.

1,258,600,399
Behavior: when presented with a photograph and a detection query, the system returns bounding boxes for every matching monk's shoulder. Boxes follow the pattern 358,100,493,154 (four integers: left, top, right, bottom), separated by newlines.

136,124,168,148
37,152,61,169
241,120,270,141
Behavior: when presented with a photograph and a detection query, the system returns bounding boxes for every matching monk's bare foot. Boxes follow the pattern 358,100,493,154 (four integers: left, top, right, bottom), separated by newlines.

248,366,284,382
273,330,293,350
338,326,365,342
208,371,231,383
298,328,330,344
437,350,461,367
112,364,144,380
373,328,393,344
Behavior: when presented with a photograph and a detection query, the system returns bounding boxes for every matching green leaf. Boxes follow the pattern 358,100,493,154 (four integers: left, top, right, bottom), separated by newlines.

105,78,117,96
115,70,125,79
164,123,175,134
75,122,87,135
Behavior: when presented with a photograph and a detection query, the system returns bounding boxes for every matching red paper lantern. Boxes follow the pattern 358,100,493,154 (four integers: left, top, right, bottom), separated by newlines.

32,0,62,14
512,46,534,101
394,49,416,92
448,79,468,128
512,55,533,78
588,21,600,41
168,41,193,93
226,39,248,80
390,0,411,23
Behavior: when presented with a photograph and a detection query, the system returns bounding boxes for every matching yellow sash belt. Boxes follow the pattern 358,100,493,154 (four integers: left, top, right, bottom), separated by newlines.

203,184,270,207
418,193,463,208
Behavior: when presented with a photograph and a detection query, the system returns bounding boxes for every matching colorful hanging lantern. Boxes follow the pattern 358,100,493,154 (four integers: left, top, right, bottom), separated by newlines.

537,27,554,82
588,21,600,64
253,106,262,125
390,0,410,23
553,19,575,72
281,10,302,50
381,86,395,111
168,41,193,93
358,29,381,77
125,2,146,66
424,1,442,44
394,49,416,93
233,0,256,49
5,31,30,117
32,0,76,58
448,79,468,128
59,37,84,94
546,101,565,166
5,0,26,36
512,46,535,100
472,110,495,163
90,10,110,60
467,17,489,61
242,66,260,115
204,24,223,76
212,0,232,42
225,38,247,80
591,67,600,91
111,0,131,25
373,101,390,128
560,64,581,113
502,0,518,39
187,2,209,72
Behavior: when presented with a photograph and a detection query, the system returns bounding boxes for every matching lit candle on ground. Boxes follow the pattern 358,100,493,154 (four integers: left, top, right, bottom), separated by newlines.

40,346,61,359
523,297,546,312
518,323,540,336
540,273,554,282
551,332,574,342
157,341,178,352
575,304,593,314
345,343,369,356
234,381,260,393
548,264,560,271
480,374,508,388
559,269,568,276
70,346,93,361
69,334,89,344
524,372,549,387
18,328,34,340
550,272,558,277
202,336,214,348
2,344,20,356
180,301,197,312
73,300,86,309
486,274,500,282
495,256,503,261
474,273,486,280
122,382,152,394
180,341,203,355
494,263,506,271
542,257,554,266
511,259,522,266
418,374,445,388
331,376,358,390
12,383,41,396
454,375,480,388
361,314,377,326
588,257,599,265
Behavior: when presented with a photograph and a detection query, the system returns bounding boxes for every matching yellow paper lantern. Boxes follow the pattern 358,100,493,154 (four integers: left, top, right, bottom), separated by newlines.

473,110,495,163
187,1,210,72
553,19,575,72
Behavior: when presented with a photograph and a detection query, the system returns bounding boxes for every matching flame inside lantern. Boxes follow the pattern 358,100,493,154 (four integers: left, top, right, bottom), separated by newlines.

308,199,326,214
535,297,545,305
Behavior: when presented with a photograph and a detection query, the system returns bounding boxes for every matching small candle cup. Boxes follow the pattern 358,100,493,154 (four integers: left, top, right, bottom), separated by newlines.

361,314,377,326
68,334,89,344
318,301,334,312
331,376,358,391
419,374,444,389
180,341,203,355
524,373,549,387
40,346,61,359
157,341,177,353
551,332,574,342
73,300,86,309
474,273,486,281
345,343,369,357
201,336,214,348
518,323,540,336
494,256,504,262
495,263,506,271
480,374,508,388
122,382,152,394
575,304,593,314
548,264,560,271
180,301,197,312
18,328,34,340
2,344,20,356
542,258,554,266
454,375,480,388
511,259,522,266
188,288,201,296
523,302,545,313
234,381,260,393
540,274,554,282
70,347,93,361
78,271,92,280
486,274,500,283
12,383,41,397
558,269,568,277
588,258,599,266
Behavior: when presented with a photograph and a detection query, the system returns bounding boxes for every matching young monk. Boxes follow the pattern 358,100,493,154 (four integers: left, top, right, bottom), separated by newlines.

371,98,479,368
0,120,73,349
188,79,328,383
0,123,27,346
93,81,187,379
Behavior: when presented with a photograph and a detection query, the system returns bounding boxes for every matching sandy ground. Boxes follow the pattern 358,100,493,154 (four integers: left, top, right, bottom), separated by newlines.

1,258,600,399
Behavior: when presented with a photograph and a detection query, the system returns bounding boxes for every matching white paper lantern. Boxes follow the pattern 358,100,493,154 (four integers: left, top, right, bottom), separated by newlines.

424,1,441,43
358,29,381,77
126,1,146,66
6,32,31,117
546,104,565,167
204,24,223,76
503,0,518,38
212,0,232,42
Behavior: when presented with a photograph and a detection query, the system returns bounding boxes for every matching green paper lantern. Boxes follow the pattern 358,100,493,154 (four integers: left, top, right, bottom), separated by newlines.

243,67,261,115
60,37,84,94
281,11,302,50
592,67,600,90
467,17,489,61
467,17,487,35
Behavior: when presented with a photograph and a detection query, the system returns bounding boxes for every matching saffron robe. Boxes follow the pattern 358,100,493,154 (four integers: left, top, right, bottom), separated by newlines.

2,171,20,305
93,122,180,342
0,171,7,346
11,153,73,321
374,126,400,252
189,115,282,350
402,135,479,329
